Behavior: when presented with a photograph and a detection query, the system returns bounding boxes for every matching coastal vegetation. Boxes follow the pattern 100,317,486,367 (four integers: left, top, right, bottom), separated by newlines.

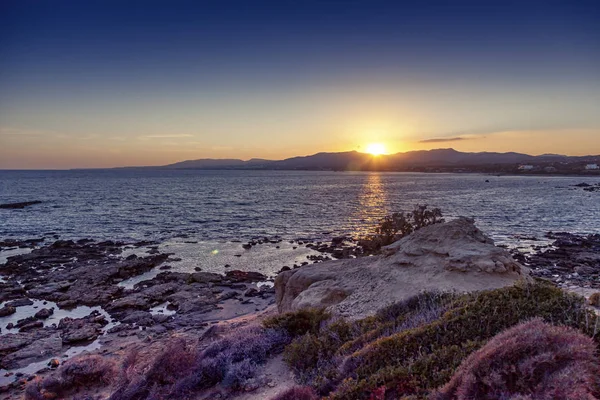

266,281,599,399
359,204,444,251
23,281,599,399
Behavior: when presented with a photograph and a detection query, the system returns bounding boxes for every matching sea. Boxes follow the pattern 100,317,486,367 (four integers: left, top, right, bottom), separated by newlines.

1,169,599,277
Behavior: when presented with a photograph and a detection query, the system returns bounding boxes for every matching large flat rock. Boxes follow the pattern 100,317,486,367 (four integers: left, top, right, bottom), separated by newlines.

275,217,530,319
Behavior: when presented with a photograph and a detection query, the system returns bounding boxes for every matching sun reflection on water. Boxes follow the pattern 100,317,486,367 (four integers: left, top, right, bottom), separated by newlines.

352,173,388,237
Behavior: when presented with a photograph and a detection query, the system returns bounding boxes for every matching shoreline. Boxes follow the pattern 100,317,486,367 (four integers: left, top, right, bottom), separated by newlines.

1,228,599,397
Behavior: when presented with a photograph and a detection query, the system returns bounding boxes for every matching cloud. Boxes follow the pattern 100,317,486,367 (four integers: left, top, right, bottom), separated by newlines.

419,136,470,143
0,127,50,136
139,134,194,139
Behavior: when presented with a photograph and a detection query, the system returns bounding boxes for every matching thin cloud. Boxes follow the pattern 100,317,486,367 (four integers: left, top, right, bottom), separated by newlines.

419,136,469,143
140,134,195,139
0,127,50,136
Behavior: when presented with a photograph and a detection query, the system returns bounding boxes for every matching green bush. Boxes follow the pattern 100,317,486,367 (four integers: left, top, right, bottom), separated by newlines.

360,204,444,250
327,281,598,399
273,282,598,400
263,308,331,337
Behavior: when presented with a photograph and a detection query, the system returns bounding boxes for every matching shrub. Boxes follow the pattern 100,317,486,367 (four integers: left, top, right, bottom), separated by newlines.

270,386,319,400
263,308,331,337
25,355,116,400
307,282,598,399
362,204,444,249
222,359,256,389
433,319,600,399
110,339,196,400
589,292,600,307
376,204,443,245
338,292,451,357
61,355,116,386
110,326,291,399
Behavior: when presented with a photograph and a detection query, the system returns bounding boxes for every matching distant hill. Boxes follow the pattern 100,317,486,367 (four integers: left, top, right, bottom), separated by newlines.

153,148,599,173
164,158,273,169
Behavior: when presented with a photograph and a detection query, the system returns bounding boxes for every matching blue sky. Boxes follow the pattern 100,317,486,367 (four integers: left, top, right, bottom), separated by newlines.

1,0,599,168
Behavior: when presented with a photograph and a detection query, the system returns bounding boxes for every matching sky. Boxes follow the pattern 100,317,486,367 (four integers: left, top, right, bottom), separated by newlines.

1,0,599,169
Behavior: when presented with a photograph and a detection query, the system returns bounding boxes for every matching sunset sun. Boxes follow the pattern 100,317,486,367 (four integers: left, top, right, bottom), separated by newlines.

365,143,387,156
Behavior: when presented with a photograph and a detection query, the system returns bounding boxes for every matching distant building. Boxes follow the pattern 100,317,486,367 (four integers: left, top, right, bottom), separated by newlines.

544,166,557,173
518,165,534,171
585,163,599,170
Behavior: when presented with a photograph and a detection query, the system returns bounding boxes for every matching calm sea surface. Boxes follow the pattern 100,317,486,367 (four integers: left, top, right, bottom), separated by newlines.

1,169,599,245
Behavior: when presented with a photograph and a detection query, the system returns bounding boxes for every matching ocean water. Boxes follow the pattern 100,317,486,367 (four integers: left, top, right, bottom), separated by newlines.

1,169,599,245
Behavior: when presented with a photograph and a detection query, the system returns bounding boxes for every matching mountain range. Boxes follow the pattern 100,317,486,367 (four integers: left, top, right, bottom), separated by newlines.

158,148,599,172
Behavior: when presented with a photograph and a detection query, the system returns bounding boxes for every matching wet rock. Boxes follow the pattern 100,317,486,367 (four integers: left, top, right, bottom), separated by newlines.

120,311,155,326
107,323,135,334
16,316,39,329
0,332,62,370
224,270,266,283
0,201,42,209
190,272,223,284
5,298,34,307
0,305,16,317
526,232,600,287
34,308,54,319
58,311,107,344
244,288,259,297
217,291,238,301
48,358,60,368
152,314,171,324
18,321,44,332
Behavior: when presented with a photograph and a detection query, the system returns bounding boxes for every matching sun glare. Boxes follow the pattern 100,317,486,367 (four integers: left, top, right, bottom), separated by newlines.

365,143,387,156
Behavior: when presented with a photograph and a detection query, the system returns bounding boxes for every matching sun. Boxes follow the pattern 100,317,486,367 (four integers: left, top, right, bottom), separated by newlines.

365,143,387,156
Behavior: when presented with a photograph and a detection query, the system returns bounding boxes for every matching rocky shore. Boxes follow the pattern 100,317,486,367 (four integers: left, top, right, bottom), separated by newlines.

0,239,277,393
1,221,599,399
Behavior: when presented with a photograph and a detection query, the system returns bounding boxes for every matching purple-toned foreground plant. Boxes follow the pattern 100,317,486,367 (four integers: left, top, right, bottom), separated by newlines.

433,318,600,400
270,385,319,400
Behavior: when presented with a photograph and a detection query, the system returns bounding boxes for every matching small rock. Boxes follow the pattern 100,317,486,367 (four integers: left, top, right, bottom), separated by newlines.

34,308,54,319
6,298,34,307
0,305,16,317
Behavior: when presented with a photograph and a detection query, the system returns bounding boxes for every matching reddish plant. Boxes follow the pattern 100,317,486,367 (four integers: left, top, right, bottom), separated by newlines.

270,386,319,400
368,386,386,400
433,319,600,400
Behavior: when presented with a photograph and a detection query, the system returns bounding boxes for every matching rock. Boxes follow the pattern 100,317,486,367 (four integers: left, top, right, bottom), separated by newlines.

18,321,44,332
6,298,34,307
224,270,266,283
48,358,60,368
275,218,530,319
0,332,63,369
190,272,223,283
244,288,259,297
58,312,106,344
331,236,346,245
34,308,54,319
0,201,42,209
0,305,16,317
120,310,155,326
